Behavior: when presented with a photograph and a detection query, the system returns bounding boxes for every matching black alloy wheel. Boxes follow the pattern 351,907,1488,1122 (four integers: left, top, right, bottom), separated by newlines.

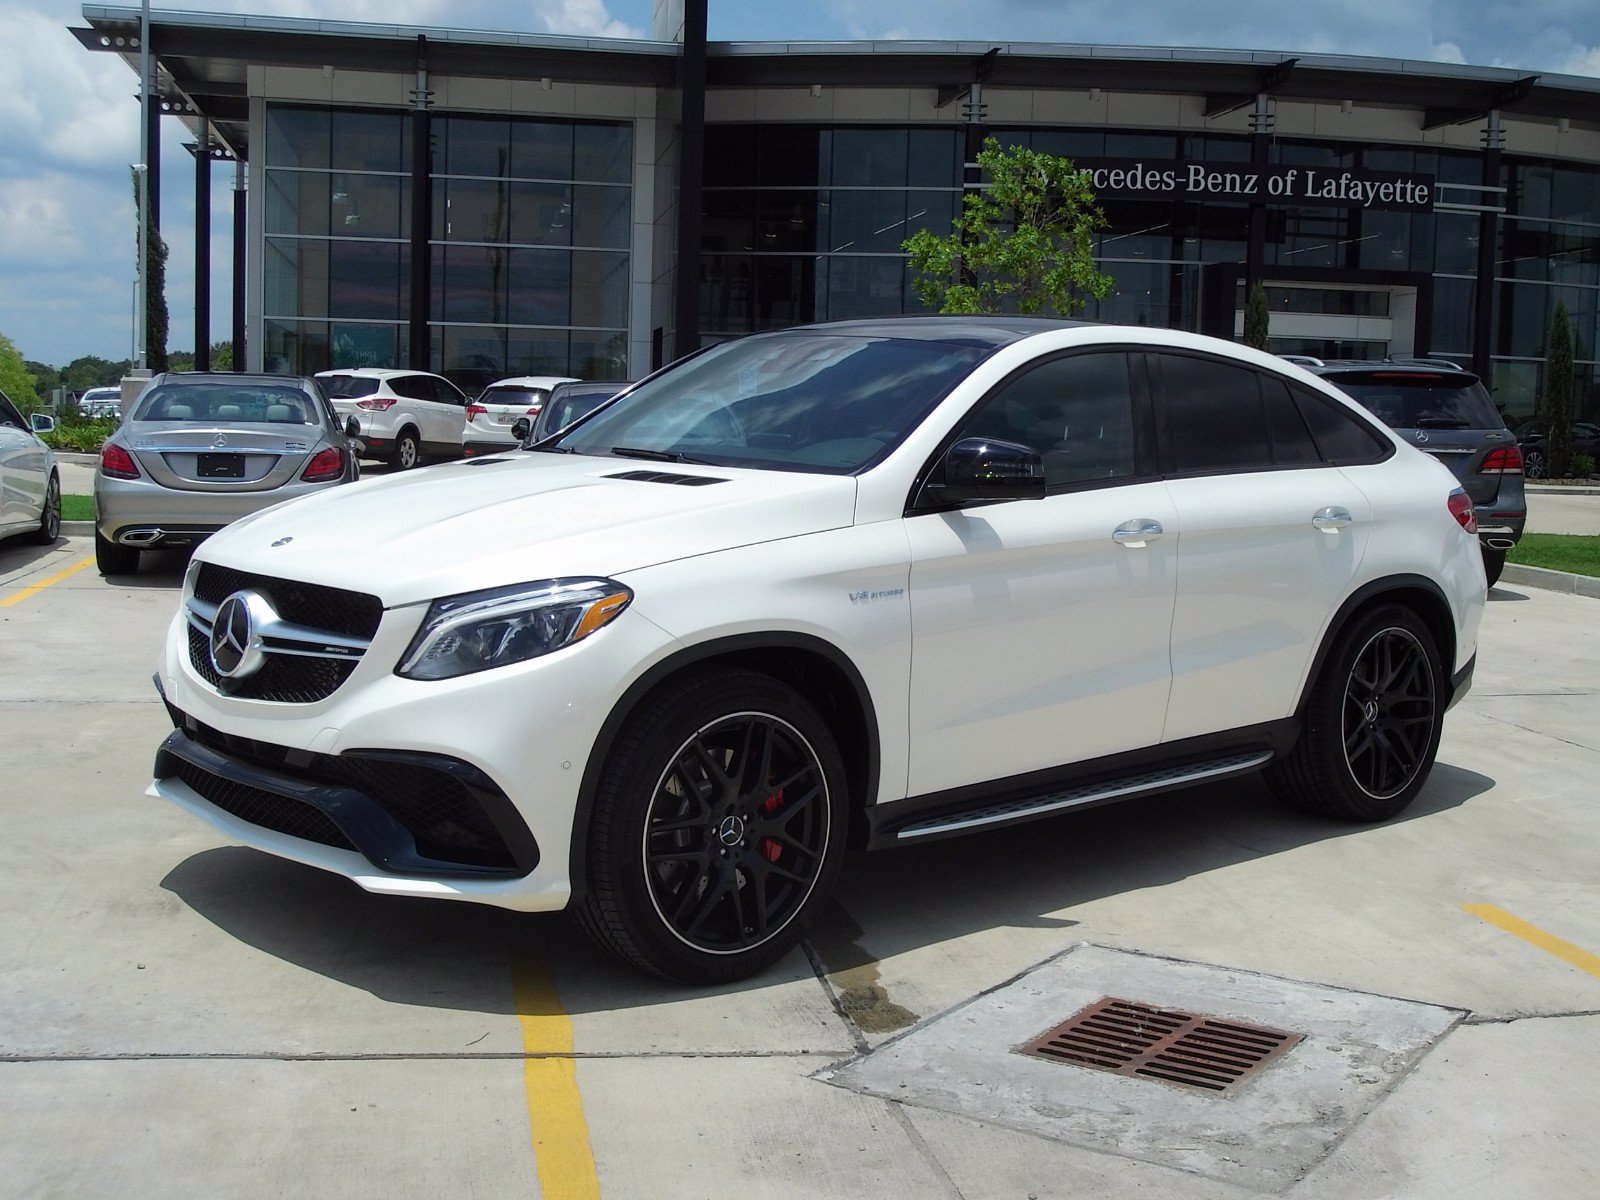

1523,447,1548,479
1268,603,1445,821
1340,626,1437,800
575,668,847,983
642,711,830,955
26,474,60,545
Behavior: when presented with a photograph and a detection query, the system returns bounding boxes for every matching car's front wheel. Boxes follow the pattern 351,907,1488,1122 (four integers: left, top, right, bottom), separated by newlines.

575,668,848,983
1523,447,1548,479
25,473,60,545
1268,603,1445,822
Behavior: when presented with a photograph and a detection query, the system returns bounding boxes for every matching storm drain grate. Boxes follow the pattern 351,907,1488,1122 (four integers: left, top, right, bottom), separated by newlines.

1017,996,1303,1095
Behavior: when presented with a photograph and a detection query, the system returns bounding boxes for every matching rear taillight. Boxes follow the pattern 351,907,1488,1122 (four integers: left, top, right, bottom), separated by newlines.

1448,489,1478,535
100,443,140,480
300,447,344,482
466,404,487,419
526,404,542,415
1479,445,1523,474
356,397,396,411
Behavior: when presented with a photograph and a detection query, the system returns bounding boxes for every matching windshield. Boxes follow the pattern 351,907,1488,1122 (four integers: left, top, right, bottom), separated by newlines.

552,332,986,473
133,384,319,425
318,374,381,399
1331,373,1504,430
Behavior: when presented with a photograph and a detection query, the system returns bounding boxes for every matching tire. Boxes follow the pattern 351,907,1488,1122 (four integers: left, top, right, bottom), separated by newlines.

94,528,140,576
1523,448,1548,480
573,668,849,983
24,473,60,546
1481,546,1506,588
388,428,421,470
1268,603,1445,822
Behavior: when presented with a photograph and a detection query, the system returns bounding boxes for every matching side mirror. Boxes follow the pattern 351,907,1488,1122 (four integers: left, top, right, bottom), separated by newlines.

343,415,361,438
511,417,532,443
29,413,56,435
918,437,1046,509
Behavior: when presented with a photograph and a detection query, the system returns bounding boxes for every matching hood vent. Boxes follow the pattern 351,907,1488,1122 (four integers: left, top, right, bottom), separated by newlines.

606,470,726,487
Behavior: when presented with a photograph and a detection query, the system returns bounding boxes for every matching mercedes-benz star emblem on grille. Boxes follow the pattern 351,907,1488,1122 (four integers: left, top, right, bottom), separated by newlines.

213,434,229,448
209,589,273,680
1413,430,1429,443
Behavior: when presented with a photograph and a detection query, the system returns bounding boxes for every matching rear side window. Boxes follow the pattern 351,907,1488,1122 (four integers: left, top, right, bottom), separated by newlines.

320,375,380,399
1327,372,1503,430
1291,385,1392,464
1150,353,1273,473
388,375,428,400
1262,378,1322,466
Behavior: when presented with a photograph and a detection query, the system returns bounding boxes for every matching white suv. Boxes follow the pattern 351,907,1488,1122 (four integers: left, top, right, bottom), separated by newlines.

316,368,469,469
464,375,579,456
152,319,1485,983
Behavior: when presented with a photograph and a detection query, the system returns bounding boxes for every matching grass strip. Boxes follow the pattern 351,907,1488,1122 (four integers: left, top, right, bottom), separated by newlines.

1506,533,1600,579
61,495,95,522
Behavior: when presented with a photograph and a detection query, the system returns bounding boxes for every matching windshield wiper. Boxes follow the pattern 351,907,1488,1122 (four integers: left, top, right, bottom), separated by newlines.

527,443,574,453
610,445,712,465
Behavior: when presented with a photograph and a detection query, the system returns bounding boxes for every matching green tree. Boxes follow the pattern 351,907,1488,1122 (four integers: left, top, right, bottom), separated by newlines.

25,360,61,398
904,138,1113,316
62,355,130,393
1542,300,1575,478
209,340,234,370
133,168,169,372
0,334,42,411
1244,283,1270,352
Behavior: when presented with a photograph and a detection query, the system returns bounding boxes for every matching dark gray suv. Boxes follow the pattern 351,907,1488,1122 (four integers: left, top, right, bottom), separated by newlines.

1300,360,1524,585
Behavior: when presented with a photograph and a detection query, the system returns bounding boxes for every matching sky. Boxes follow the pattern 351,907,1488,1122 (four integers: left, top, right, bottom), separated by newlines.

1,0,1597,372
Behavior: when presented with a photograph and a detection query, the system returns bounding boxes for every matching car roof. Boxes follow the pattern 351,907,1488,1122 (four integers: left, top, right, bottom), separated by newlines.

1298,358,1477,379
779,315,1095,348
314,367,428,379
482,376,581,389
153,371,316,387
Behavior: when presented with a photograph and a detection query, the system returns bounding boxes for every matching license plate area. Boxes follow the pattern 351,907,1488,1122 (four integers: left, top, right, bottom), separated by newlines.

197,453,246,479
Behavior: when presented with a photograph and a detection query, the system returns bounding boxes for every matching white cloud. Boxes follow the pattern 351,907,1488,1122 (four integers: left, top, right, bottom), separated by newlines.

1553,43,1600,77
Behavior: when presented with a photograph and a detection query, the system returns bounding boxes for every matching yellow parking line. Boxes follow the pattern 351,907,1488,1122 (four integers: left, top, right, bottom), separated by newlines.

0,555,93,608
1463,903,1600,979
511,956,601,1200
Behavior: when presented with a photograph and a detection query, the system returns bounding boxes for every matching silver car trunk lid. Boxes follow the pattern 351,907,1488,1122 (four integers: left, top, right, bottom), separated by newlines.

125,423,323,492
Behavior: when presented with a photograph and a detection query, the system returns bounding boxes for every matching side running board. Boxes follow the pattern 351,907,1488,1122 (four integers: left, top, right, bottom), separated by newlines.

894,751,1274,841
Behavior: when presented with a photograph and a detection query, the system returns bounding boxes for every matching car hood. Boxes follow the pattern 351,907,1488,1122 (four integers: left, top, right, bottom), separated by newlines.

199,453,860,607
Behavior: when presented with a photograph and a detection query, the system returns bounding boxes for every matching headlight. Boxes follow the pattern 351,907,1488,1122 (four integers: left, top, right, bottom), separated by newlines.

397,578,632,681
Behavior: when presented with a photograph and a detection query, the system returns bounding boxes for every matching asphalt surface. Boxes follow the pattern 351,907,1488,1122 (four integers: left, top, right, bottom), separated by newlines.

2,528,1598,1198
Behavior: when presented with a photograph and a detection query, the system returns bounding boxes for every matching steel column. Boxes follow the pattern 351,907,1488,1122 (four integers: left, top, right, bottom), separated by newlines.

194,130,211,372
1471,110,1502,381
1245,93,1271,296
232,159,246,371
407,36,433,370
672,0,708,360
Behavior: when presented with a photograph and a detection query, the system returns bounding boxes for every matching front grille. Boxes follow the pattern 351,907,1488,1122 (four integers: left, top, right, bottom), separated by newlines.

194,564,382,639
187,622,358,703
177,717,525,872
170,756,358,852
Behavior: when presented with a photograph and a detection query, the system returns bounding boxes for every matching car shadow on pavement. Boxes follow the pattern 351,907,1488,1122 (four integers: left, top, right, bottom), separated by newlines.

158,762,1494,1017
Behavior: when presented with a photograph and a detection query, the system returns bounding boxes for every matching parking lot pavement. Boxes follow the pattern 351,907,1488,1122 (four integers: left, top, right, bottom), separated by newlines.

3,538,1598,1198
1526,489,1600,536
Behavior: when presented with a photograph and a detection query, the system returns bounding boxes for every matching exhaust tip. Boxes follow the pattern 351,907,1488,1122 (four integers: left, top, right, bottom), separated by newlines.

119,530,163,546
1484,538,1515,550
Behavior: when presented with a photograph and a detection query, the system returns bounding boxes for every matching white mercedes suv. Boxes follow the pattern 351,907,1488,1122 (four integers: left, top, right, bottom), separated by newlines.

152,319,1484,983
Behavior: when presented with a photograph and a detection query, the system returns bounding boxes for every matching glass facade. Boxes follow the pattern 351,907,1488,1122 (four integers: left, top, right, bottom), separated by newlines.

701,124,1600,422
263,105,632,389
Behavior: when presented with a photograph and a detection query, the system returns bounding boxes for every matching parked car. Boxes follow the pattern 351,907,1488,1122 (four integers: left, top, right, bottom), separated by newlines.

518,380,634,445
0,390,59,547
463,375,578,456
1511,418,1600,479
315,368,469,469
1299,359,1524,586
78,386,123,421
94,373,359,575
152,319,1483,984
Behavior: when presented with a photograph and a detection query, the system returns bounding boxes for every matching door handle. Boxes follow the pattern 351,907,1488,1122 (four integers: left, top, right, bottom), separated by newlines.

1112,518,1164,547
1312,506,1353,531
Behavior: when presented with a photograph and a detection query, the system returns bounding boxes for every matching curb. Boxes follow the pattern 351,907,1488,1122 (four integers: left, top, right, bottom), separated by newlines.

62,521,96,535
1526,485,1600,496
1500,562,1600,599
55,453,100,466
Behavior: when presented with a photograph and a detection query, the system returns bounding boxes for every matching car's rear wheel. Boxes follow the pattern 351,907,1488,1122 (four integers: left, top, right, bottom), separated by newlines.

1269,603,1444,822
574,668,847,983
24,473,60,545
1481,546,1506,588
389,428,420,470
1523,447,1548,479
94,528,140,575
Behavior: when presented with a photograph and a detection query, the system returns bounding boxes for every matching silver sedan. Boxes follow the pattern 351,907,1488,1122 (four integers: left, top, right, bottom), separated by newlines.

94,373,359,575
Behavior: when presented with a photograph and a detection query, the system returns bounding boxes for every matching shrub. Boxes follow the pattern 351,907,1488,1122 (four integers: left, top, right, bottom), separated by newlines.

1572,452,1596,479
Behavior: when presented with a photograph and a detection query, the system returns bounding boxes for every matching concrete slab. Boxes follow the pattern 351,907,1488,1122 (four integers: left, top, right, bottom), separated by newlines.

820,944,1463,1191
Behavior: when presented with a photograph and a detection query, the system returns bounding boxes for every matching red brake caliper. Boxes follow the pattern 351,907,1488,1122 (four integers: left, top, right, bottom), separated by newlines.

760,790,783,862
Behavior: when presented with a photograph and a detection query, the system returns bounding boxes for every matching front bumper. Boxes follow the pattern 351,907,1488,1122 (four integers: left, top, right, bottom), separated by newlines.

152,594,682,911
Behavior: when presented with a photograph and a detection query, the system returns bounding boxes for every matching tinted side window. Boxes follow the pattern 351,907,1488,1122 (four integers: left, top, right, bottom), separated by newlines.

1262,377,1323,466
1151,353,1272,473
0,392,23,430
431,377,466,406
389,375,425,401
956,352,1137,489
1292,385,1392,464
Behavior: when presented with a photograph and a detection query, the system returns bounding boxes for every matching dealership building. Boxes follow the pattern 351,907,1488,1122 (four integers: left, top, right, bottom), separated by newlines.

75,2,1600,419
